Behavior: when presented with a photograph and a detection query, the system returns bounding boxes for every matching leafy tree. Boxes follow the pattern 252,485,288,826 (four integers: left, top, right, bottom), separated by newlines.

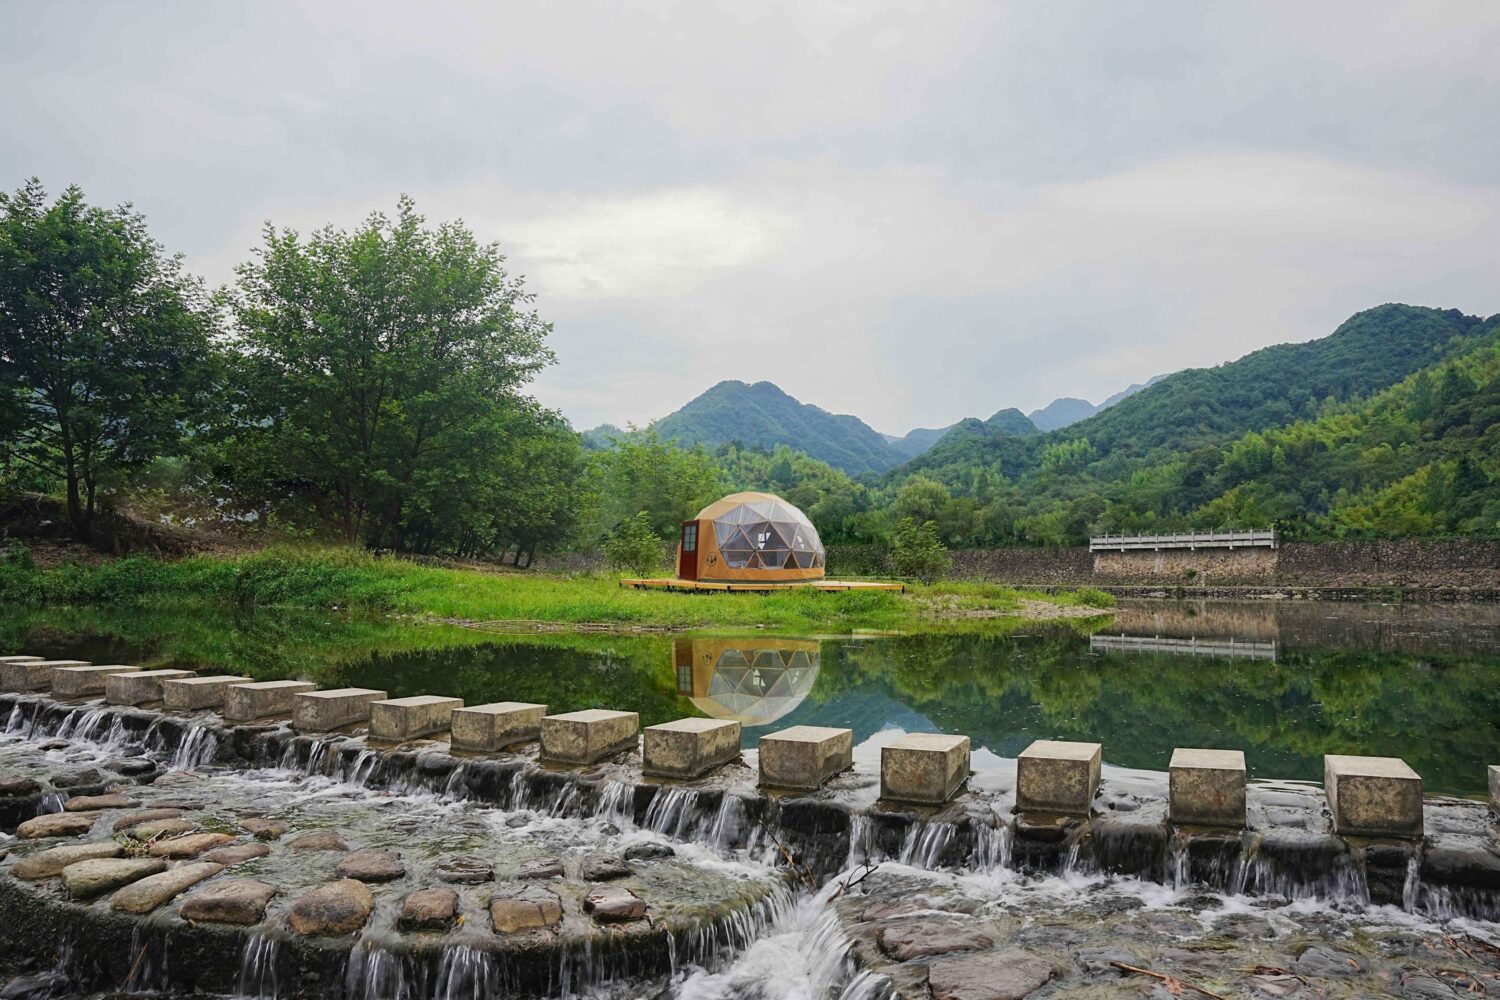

223,196,560,551
891,517,951,583
584,431,723,541
604,511,667,575
0,179,215,541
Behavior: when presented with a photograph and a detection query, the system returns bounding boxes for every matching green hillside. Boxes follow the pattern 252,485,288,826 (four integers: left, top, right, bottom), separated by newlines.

652,380,903,475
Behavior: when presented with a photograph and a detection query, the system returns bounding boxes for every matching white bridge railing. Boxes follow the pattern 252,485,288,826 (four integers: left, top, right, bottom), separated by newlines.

1089,528,1278,552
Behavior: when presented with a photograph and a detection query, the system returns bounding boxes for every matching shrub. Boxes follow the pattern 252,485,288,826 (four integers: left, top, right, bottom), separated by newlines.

891,517,951,584
604,512,667,577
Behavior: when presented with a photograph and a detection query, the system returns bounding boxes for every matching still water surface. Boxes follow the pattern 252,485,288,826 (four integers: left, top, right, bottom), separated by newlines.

8,599,1498,796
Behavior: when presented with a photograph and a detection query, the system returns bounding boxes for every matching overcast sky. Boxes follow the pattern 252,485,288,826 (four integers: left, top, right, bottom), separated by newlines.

4,2,1498,434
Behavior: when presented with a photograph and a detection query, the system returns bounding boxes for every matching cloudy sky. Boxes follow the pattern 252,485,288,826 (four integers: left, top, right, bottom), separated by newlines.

4,2,1498,434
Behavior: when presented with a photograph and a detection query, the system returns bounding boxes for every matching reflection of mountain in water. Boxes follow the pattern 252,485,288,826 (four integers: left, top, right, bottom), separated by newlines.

674,638,820,727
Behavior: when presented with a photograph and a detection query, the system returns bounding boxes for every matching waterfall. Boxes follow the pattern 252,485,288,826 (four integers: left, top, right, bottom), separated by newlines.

838,970,895,1000
343,944,421,1000
5,702,27,735
897,822,955,869
432,946,496,1000
969,821,1011,871
643,787,701,839
170,723,219,771
237,934,283,999
122,925,170,994
845,814,877,868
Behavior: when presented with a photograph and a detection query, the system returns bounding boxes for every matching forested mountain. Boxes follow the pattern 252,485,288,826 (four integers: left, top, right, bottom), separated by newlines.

1028,397,1096,430
885,425,953,459
652,380,904,475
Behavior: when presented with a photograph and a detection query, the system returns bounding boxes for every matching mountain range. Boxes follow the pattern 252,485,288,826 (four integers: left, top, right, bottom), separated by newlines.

592,376,1153,474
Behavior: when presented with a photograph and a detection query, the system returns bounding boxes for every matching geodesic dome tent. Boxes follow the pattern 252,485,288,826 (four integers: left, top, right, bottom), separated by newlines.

676,491,826,583
674,638,820,728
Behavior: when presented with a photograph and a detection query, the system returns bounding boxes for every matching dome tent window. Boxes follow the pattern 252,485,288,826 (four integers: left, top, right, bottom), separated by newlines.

677,492,826,583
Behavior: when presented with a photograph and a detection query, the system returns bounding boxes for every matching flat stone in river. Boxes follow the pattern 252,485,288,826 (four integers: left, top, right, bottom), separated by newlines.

12,842,124,879
61,857,167,898
289,879,375,936
111,862,224,914
179,878,279,924
16,812,99,839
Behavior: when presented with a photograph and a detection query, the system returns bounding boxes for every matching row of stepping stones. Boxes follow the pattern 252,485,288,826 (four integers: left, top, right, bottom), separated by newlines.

5,793,658,936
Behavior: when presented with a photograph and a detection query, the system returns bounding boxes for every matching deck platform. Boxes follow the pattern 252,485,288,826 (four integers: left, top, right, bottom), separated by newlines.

621,578,905,594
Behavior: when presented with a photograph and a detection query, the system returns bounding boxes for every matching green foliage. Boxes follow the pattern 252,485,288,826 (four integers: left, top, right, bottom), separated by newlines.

0,179,215,540
604,512,667,576
891,517,951,583
584,431,724,541
220,195,575,557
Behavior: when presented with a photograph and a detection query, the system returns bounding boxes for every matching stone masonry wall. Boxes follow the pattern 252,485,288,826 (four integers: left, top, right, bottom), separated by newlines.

1093,547,1278,584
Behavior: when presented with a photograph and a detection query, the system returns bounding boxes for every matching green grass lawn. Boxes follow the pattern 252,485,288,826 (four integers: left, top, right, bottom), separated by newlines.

0,546,1113,634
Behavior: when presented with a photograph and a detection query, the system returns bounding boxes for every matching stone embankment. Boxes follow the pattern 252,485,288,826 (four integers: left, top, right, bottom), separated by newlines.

5,655,1500,998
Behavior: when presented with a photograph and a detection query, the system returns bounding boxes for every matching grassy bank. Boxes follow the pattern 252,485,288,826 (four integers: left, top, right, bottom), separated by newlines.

0,546,1113,634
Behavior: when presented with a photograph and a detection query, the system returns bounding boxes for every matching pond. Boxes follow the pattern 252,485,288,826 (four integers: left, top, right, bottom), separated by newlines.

6,599,1499,796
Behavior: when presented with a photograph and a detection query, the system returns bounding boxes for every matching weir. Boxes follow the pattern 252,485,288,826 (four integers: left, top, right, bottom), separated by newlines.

6,657,1500,998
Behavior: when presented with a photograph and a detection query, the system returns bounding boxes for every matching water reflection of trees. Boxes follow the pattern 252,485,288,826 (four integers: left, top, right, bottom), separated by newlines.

816,631,1500,795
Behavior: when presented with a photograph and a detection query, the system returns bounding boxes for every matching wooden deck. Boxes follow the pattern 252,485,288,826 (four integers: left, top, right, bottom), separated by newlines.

620,578,906,594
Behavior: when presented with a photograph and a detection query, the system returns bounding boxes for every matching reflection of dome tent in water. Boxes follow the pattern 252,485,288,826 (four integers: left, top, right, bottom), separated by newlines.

674,638,820,728
676,492,826,584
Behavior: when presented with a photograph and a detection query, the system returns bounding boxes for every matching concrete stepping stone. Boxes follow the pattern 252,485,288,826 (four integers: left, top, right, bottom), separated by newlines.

147,832,236,858
286,831,348,851
179,878,278,924
1,660,89,692
1017,740,1102,816
1324,754,1423,839
1170,748,1247,828
335,847,406,882
240,817,289,840
162,674,253,711
584,885,646,924
12,842,124,879
289,879,375,936
400,887,459,931
61,857,166,898
223,680,316,721
0,655,44,663
579,853,632,881
106,669,195,706
111,808,185,832
112,861,224,914
126,818,198,841
516,856,565,880
926,949,1055,1000
490,886,563,933
540,709,639,765
16,812,99,839
758,726,853,791
52,664,139,697
451,702,546,751
434,855,493,883
369,695,463,742
202,842,271,867
293,688,387,732
643,718,741,778
881,733,971,805
63,793,137,812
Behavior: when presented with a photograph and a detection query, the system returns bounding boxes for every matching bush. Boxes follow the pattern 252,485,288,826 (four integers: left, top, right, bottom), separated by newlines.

604,513,667,577
891,517,951,584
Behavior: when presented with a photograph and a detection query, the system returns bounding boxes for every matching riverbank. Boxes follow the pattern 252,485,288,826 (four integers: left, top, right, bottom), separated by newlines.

0,547,1114,635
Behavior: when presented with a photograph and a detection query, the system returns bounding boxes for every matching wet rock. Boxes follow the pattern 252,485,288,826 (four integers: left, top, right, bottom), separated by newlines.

111,808,184,832
127,818,197,841
1294,946,1363,977
111,862,224,914
490,886,563,933
52,768,103,789
516,856,565,880
180,878,278,924
0,777,41,796
12,842,124,879
579,853,631,881
109,758,157,777
623,842,676,861
241,817,289,841
1400,972,1461,998
878,919,994,961
61,857,167,898
927,950,1055,1000
335,847,406,882
400,887,459,931
289,879,375,936
202,842,271,867
148,832,236,858
287,831,348,851
63,793,136,812
1075,948,1141,976
1421,844,1500,890
584,885,646,923
16,812,98,839
434,855,493,884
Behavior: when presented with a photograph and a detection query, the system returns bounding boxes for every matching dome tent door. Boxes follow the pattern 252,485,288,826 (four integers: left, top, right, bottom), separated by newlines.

678,520,700,580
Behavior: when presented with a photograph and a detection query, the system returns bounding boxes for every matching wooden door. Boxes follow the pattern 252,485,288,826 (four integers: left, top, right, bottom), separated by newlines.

678,520,700,580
